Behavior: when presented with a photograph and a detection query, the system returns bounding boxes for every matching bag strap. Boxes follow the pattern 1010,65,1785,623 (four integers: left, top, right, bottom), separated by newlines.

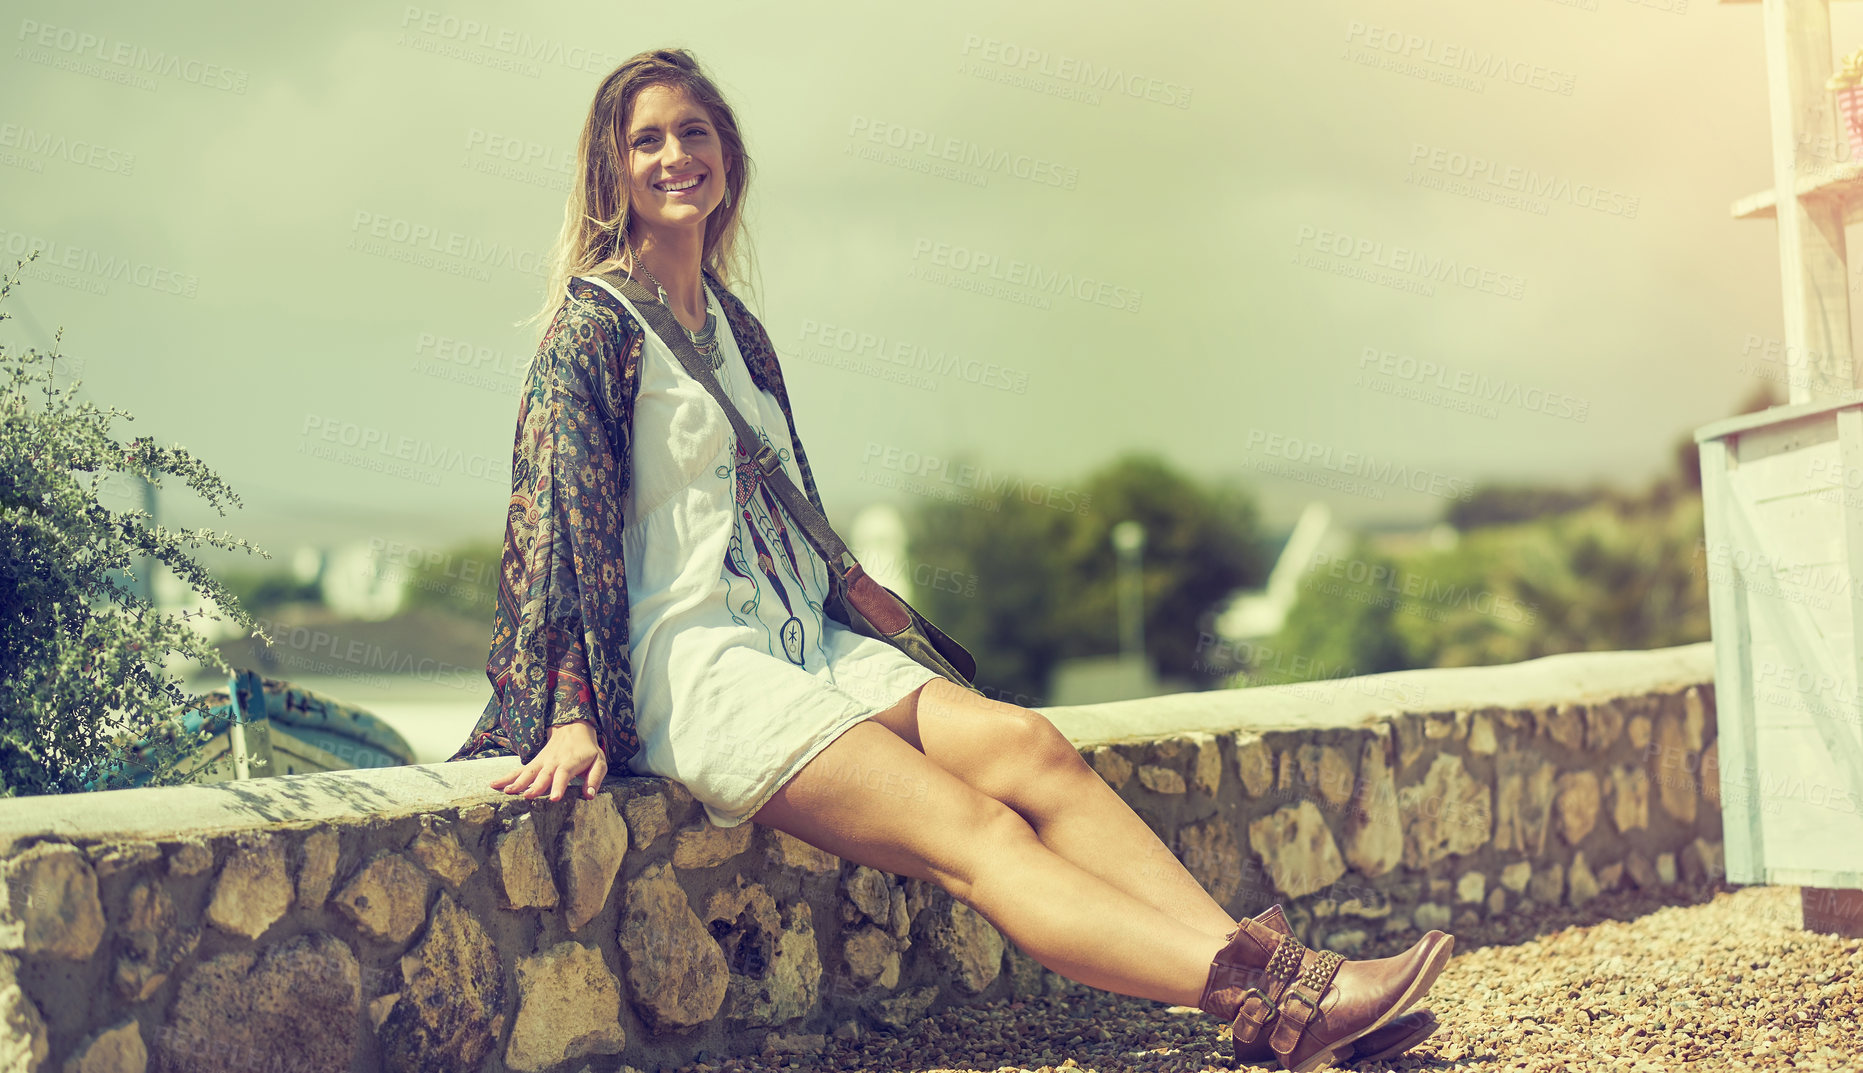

578,269,982,691
577,269,859,577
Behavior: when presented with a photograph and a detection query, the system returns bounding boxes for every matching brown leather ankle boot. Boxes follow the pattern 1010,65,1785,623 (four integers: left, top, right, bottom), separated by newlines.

1235,905,1440,1064
1197,915,1454,1071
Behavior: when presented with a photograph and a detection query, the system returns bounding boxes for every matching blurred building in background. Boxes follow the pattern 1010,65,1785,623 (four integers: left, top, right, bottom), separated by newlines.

1213,501,1343,643
318,542,407,621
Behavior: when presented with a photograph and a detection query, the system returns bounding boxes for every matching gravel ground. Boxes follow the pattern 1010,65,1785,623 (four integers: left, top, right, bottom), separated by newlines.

664,884,1863,1073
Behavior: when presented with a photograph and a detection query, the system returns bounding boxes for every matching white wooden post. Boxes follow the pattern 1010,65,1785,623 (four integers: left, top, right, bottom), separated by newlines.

1762,0,1853,402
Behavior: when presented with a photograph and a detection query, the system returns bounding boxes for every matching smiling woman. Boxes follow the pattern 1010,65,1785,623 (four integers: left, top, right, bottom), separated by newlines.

441,45,1455,1071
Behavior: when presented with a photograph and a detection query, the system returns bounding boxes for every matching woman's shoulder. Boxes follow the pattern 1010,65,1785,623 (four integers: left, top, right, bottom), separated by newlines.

560,274,645,343
529,276,647,398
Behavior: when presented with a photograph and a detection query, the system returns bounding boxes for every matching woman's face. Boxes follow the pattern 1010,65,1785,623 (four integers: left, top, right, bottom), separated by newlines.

623,82,729,238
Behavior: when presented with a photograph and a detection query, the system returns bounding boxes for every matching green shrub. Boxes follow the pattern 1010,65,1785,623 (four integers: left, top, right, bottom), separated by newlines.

0,256,270,795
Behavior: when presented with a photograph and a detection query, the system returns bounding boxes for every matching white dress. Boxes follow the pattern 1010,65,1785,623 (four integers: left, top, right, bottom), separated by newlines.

577,274,941,828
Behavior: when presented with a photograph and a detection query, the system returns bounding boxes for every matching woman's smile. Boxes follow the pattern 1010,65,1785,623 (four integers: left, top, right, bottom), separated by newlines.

656,172,707,197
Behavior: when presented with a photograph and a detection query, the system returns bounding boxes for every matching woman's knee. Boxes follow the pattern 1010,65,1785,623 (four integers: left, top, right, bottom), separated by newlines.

975,707,1095,807
922,681,1087,776
1013,708,1088,767
749,718,1033,895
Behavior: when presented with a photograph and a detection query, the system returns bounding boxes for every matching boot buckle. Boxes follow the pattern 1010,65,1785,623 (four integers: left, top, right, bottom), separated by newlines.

1269,984,1325,1057
1231,987,1276,1045
1269,950,1344,1058
1280,988,1322,1018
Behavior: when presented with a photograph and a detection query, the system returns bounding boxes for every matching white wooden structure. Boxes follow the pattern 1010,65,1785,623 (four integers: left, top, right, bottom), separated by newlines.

1696,400,1863,887
1702,0,1863,895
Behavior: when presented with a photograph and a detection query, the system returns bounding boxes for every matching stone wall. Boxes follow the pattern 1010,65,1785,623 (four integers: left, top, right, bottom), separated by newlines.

0,642,1722,1073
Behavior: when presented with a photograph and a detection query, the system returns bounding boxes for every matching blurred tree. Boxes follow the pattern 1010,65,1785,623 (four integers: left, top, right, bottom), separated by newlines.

1445,482,1616,529
905,476,1070,704
905,451,1270,703
401,537,500,620
1255,495,1710,682
1419,496,1708,665
217,566,320,619
1069,454,1271,680
1253,391,1735,685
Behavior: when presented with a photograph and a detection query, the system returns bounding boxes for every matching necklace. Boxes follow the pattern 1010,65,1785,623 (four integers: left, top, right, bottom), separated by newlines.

622,233,723,371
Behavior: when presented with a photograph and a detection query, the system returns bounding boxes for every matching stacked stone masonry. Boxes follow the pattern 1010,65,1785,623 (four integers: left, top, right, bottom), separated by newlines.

0,643,1726,1071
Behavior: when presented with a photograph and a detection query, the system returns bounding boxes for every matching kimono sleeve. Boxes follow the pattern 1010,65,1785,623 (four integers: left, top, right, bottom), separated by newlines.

447,295,642,767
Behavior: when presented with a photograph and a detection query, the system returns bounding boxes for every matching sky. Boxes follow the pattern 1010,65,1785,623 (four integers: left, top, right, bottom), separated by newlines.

2,0,1848,572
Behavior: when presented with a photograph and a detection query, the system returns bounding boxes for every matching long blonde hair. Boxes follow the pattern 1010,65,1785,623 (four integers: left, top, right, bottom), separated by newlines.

525,48,757,341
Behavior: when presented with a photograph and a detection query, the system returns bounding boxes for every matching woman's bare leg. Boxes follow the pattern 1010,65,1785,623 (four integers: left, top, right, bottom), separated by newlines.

865,677,1241,940
752,715,1225,1007
1010,763,1243,938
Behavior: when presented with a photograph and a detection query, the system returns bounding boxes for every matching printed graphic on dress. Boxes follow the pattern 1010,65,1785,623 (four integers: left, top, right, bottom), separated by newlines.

717,427,831,666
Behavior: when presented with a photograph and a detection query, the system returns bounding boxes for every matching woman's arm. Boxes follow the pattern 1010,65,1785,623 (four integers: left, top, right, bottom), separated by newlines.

455,287,646,797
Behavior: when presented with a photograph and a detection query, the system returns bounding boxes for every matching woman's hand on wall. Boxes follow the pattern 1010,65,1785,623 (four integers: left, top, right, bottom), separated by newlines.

490,719,609,800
